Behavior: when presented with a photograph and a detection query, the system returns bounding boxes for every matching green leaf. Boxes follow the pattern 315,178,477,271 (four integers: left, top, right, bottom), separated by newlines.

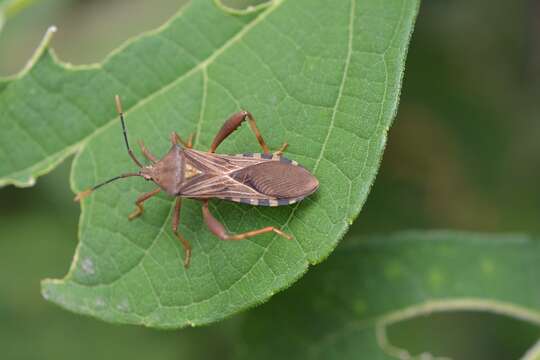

235,231,540,359
0,0,40,28
17,0,420,328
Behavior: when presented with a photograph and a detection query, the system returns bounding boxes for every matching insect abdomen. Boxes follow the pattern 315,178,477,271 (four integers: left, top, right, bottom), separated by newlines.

229,159,318,206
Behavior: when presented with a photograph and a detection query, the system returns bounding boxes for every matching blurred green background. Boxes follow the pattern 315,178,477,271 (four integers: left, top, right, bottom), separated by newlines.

1,0,539,359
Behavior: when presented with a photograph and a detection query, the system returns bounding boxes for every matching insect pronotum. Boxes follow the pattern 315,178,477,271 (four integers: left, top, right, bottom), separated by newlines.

75,96,319,268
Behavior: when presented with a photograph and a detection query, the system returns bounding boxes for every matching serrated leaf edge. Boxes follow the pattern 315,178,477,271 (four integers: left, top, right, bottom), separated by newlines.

40,0,304,329
37,0,422,330
0,0,275,187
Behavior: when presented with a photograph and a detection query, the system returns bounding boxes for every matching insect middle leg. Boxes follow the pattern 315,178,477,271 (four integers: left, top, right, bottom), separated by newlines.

209,111,286,154
201,200,292,241
172,198,192,268
128,188,161,220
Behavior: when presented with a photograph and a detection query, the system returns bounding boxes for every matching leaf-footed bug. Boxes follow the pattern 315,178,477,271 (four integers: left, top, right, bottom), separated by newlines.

75,96,319,268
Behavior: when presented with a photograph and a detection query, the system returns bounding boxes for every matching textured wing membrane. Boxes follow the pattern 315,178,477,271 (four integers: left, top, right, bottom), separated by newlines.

184,149,269,174
179,173,269,199
231,162,318,198
180,150,318,206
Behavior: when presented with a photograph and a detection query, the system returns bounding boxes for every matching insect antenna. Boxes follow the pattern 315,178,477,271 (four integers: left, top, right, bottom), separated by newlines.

115,95,143,168
74,172,141,202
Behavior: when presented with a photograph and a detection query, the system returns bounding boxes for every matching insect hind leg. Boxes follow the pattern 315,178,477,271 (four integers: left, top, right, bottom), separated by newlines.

201,200,292,241
210,111,273,154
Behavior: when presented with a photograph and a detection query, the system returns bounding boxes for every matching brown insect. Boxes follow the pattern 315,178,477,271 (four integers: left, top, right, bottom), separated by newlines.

75,96,319,268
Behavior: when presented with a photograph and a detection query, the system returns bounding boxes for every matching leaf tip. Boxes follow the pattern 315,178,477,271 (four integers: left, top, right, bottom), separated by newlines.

40,278,62,303
47,24,58,35
17,24,59,76
40,25,58,51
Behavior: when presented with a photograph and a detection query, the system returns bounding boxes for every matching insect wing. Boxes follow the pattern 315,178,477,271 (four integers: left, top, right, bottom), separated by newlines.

180,150,318,206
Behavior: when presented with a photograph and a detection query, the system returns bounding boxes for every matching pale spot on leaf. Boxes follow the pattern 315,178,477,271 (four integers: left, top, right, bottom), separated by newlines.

81,257,95,275
116,299,130,312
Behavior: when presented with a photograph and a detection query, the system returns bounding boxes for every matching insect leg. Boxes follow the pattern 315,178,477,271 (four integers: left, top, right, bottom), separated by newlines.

201,200,293,241
210,111,271,154
172,198,192,268
128,188,161,220
273,142,289,156
186,133,194,148
171,132,194,149
138,140,157,163
115,95,143,168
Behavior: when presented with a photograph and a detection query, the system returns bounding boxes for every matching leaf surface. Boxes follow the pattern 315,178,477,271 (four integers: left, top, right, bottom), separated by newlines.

235,232,540,359
0,0,39,30
17,0,422,327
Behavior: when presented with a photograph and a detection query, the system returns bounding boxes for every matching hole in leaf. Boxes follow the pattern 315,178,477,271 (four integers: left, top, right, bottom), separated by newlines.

219,0,270,11
386,311,540,360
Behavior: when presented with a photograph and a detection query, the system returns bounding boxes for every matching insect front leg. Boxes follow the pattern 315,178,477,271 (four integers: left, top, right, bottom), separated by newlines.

138,140,157,163
128,188,160,220
172,198,192,268
201,200,293,241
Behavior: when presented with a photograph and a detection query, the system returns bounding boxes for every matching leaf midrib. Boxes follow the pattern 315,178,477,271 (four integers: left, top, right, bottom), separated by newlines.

47,0,290,322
